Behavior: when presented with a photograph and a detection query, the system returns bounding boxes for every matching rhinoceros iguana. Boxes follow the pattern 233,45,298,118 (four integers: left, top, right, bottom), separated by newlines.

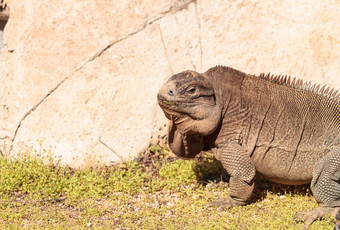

157,66,340,228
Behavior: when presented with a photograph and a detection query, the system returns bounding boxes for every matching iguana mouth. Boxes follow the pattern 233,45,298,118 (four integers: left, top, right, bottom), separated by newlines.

157,97,177,107
157,94,183,117
158,98,197,122
158,106,182,120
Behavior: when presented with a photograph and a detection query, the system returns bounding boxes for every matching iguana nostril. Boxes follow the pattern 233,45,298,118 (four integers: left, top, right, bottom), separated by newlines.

168,90,174,96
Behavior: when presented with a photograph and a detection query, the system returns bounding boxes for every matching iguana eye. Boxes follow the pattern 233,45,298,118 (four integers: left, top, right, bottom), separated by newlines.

187,87,196,94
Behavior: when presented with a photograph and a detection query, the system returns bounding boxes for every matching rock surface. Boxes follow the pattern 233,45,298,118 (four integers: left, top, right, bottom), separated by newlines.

0,0,339,166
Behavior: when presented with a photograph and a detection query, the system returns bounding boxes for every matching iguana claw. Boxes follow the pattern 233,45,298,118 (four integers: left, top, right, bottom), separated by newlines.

208,196,246,209
294,206,339,229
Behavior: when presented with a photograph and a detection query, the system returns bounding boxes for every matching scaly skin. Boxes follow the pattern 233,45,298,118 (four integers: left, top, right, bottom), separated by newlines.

157,66,340,228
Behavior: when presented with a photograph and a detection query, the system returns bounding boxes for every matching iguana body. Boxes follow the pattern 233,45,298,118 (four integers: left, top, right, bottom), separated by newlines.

157,66,340,228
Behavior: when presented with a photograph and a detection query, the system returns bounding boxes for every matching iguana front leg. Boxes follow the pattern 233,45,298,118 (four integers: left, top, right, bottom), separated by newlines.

167,117,204,158
209,142,256,208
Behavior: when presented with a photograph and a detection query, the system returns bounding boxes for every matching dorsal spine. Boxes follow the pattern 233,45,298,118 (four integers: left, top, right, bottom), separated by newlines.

258,73,339,101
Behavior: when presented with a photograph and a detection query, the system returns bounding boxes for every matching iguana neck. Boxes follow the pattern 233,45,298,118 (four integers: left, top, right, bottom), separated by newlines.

204,66,247,118
202,66,248,146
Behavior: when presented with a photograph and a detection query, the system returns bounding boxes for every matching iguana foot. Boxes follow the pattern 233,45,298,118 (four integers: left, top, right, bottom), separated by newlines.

208,196,246,209
294,206,339,229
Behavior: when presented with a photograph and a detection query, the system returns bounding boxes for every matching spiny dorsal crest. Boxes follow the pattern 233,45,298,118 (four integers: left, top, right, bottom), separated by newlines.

259,73,340,101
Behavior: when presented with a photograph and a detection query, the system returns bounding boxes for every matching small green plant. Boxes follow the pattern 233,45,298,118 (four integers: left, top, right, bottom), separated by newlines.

0,147,335,229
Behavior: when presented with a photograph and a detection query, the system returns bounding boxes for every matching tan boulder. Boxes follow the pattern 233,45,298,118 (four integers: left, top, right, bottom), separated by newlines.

0,0,339,166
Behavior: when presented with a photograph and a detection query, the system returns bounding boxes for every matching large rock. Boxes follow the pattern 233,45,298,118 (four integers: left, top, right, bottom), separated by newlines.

0,0,339,166
0,0,200,166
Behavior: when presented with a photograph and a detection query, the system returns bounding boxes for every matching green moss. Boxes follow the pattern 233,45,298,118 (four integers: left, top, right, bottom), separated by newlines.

0,147,335,229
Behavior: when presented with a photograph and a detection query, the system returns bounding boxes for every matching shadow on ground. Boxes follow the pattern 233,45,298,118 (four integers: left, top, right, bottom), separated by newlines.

192,152,312,204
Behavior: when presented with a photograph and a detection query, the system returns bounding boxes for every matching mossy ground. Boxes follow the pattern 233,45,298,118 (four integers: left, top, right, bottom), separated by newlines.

0,146,335,229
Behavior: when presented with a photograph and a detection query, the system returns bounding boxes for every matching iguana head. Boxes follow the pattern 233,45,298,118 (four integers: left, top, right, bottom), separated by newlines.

157,70,222,136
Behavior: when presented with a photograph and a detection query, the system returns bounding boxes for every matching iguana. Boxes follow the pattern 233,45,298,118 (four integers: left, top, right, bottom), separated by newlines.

157,66,340,228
